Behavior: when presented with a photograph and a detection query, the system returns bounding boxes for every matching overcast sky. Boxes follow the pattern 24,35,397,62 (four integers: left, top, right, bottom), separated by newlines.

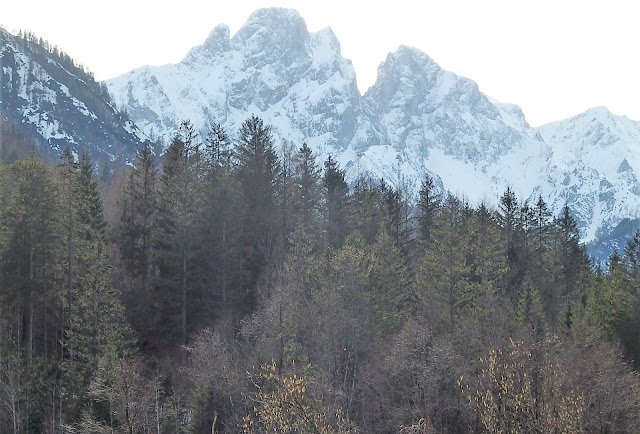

2,0,639,126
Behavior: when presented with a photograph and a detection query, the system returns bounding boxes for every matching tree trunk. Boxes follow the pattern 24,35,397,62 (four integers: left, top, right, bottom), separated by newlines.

43,281,47,360
182,238,187,346
28,246,34,367
222,221,227,311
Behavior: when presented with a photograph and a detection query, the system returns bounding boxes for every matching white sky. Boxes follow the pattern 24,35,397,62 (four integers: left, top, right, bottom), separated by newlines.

2,0,639,127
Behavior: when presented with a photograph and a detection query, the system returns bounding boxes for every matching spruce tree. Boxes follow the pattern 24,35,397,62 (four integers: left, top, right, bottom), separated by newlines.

56,147,78,360
496,187,527,294
470,202,508,295
292,142,321,234
348,178,382,243
199,123,244,315
417,175,440,245
234,115,281,311
417,194,472,332
380,179,403,244
552,205,589,328
323,155,348,248
368,228,412,338
4,154,59,365
64,152,131,421
119,142,157,342
154,120,205,345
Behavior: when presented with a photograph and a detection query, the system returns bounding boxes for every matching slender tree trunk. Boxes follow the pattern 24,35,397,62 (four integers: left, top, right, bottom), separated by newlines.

155,380,161,434
28,246,34,367
182,237,187,346
43,281,47,360
67,216,73,359
222,221,227,311
92,275,99,373
59,303,64,361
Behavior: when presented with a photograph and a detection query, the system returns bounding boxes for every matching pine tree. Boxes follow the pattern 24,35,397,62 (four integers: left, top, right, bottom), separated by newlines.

417,175,440,245
292,142,321,234
4,154,59,365
234,115,281,310
323,155,348,248
154,120,205,346
417,194,472,332
64,152,132,421
119,142,157,342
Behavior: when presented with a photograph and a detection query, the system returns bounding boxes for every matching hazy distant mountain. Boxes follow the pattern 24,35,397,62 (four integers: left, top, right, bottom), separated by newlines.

0,27,144,165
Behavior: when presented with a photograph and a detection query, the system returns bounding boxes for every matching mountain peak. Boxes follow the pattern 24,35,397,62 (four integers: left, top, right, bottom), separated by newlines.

232,8,310,59
245,7,305,25
583,106,613,116
380,46,441,77
202,24,230,55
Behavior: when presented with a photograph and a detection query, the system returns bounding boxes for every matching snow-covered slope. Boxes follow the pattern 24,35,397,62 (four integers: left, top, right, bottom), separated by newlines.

353,46,551,202
537,108,640,241
0,28,144,164
105,7,640,248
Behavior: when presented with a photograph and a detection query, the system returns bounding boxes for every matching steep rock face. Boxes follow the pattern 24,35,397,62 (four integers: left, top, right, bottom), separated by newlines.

107,8,361,155
0,28,143,164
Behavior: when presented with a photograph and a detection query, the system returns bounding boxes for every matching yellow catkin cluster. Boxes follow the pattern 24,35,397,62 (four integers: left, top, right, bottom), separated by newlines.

242,361,357,434
459,340,583,433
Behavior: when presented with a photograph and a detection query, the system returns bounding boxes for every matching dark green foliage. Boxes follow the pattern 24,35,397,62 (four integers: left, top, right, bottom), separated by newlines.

292,142,322,233
154,120,205,346
119,143,157,343
3,154,59,369
199,123,245,316
323,154,348,248
417,175,440,245
234,115,282,310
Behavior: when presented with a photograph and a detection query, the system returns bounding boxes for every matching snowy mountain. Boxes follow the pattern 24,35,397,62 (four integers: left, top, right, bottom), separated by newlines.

105,8,640,252
106,9,640,249
107,8,360,159
0,27,144,165
537,107,640,240
106,9,547,194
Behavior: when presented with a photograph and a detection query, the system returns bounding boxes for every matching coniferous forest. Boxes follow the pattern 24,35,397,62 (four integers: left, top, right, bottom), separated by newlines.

2,116,640,433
